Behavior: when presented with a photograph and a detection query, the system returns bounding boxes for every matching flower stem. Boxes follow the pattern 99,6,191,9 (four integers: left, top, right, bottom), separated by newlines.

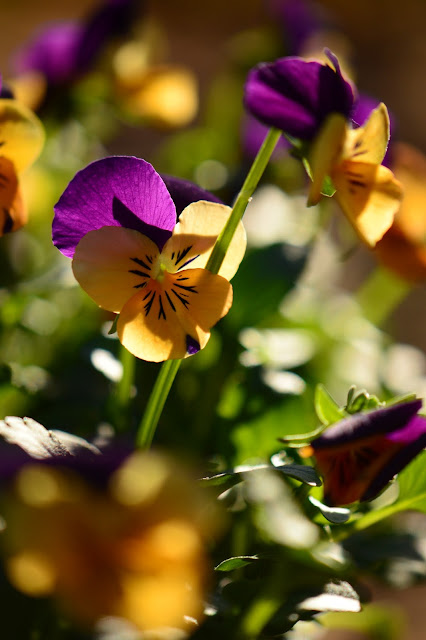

356,266,413,327
206,127,282,275
135,128,281,449
136,359,181,448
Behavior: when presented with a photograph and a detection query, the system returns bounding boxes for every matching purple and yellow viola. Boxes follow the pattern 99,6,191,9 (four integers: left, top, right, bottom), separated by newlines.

244,51,403,247
0,80,44,235
301,400,426,506
53,156,246,362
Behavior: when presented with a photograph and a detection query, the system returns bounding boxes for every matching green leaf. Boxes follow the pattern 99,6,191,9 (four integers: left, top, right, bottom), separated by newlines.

314,384,346,425
275,463,321,487
309,496,351,524
215,555,260,572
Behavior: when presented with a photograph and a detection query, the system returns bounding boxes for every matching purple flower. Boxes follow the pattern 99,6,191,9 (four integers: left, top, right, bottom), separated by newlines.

53,156,246,362
243,50,354,140
303,400,426,505
13,0,140,85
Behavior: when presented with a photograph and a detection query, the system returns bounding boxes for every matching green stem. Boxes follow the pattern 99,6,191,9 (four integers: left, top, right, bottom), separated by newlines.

356,266,413,327
135,128,281,449
206,127,282,275
136,359,181,448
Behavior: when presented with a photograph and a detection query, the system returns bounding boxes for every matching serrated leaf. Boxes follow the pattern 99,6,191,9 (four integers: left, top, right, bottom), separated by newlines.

215,555,259,572
314,384,346,425
309,496,351,524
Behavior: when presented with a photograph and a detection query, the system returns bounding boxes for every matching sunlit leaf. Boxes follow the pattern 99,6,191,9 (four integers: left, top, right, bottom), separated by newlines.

314,384,346,425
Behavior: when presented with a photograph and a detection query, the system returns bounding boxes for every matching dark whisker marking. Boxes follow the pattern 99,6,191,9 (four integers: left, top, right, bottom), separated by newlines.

354,139,363,149
128,269,150,278
133,282,147,289
351,150,367,157
2,208,13,234
172,288,190,308
144,290,156,316
171,252,175,260
176,276,189,281
146,254,153,264
0,172,9,185
175,283,198,294
158,295,166,320
177,254,200,270
0,141,5,148
143,290,153,300
165,291,176,312
175,245,193,266
348,179,366,188
131,256,151,271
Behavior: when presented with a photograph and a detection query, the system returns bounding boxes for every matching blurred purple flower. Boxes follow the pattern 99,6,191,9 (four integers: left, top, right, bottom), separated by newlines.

305,400,426,505
267,0,331,56
244,50,354,140
13,0,140,86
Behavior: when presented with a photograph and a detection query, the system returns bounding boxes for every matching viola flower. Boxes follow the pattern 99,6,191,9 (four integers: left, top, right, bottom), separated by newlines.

301,399,426,506
244,52,403,246
375,142,426,282
0,416,220,632
0,88,45,235
53,156,246,362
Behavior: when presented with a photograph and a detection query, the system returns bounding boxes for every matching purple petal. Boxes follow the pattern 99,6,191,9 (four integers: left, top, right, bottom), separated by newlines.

161,174,223,216
386,414,426,444
241,113,289,160
53,156,176,258
361,432,426,501
186,335,201,355
13,22,83,85
244,54,354,140
312,400,423,450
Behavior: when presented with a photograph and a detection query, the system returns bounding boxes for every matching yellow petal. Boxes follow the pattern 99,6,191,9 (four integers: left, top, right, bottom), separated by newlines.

332,161,404,247
117,268,233,362
72,226,160,313
163,200,246,280
342,102,390,165
0,157,27,235
307,113,347,206
0,99,45,173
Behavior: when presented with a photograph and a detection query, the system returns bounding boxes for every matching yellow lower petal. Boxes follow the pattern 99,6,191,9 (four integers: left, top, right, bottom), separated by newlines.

163,201,247,280
72,226,160,313
0,99,44,174
117,268,233,362
333,161,404,247
0,157,26,235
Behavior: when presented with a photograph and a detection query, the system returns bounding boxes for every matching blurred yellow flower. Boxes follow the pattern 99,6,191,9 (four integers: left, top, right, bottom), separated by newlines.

2,450,221,633
375,142,426,282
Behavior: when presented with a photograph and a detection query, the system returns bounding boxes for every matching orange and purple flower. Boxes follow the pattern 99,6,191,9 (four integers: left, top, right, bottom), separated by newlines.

302,399,426,506
53,156,246,362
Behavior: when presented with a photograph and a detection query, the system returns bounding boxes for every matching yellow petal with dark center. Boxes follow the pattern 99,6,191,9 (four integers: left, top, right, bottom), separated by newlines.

0,99,44,173
72,226,159,313
342,102,390,165
0,157,26,235
307,113,347,206
117,268,233,362
164,200,246,280
332,161,404,247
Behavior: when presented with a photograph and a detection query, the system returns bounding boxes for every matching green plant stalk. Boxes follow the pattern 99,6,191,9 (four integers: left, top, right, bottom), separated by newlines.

206,127,281,275
356,266,413,327
135,127,281,449
108,342,136,432
136,359,181,448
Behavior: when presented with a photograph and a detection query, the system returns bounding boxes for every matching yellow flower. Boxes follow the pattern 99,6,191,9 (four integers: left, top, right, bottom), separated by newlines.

307,103,403,247
0,98,44,235
3,450,221,633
